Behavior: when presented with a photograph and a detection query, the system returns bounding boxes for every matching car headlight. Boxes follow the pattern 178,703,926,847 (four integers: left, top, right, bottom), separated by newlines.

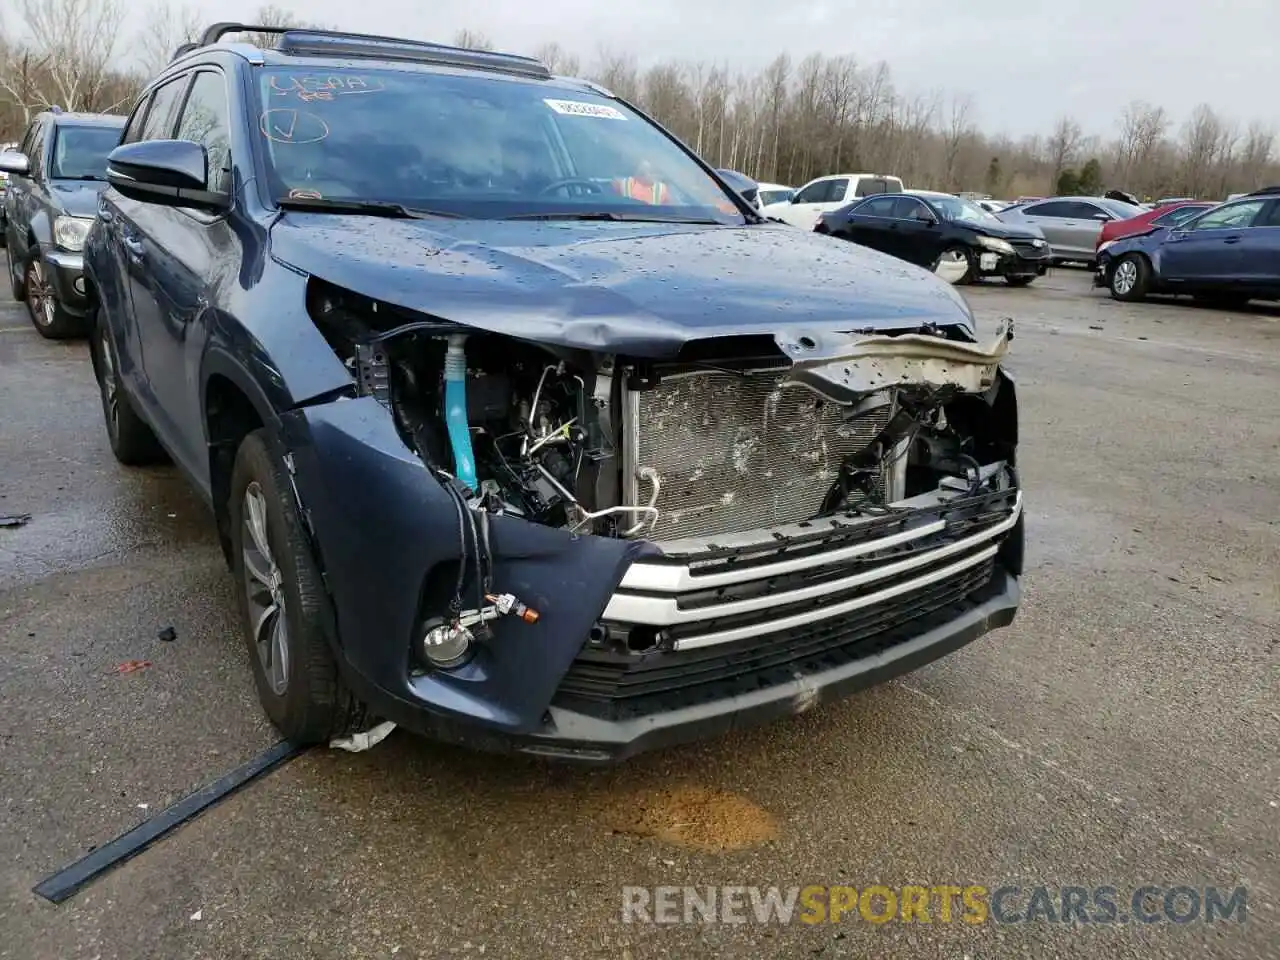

977,235,1015,256
53,215,93,252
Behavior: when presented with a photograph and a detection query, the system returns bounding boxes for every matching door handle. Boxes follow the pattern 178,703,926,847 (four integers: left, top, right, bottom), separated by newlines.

1222,236,1241,244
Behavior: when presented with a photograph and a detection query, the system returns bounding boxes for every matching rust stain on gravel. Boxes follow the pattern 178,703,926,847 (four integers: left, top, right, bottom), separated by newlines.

598,784,778,851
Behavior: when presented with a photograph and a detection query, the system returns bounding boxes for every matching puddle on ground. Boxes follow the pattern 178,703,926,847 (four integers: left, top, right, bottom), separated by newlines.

596,784,778,852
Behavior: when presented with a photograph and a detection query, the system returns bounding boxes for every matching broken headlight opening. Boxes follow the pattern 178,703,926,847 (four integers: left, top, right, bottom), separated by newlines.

306,280,1016,662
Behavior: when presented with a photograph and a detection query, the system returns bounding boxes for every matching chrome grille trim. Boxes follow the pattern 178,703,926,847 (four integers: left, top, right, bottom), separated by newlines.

673,546,999,650
603,492,1020,631
618,518,949,592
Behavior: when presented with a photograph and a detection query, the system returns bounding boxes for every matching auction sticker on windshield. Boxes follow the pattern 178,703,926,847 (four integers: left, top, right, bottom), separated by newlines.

544,99,627,120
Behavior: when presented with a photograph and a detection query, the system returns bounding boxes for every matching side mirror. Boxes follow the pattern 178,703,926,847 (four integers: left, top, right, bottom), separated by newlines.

106,140,230,212
0,151,30,176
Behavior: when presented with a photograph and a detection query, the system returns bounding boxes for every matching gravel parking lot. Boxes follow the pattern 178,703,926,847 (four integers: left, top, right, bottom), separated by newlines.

1,263,1277,959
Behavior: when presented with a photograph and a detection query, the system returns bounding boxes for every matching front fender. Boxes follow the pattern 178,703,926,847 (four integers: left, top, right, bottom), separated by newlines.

279,397,659,734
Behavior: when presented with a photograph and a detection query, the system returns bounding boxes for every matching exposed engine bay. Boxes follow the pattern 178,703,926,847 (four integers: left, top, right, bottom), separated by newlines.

307,281,1016,546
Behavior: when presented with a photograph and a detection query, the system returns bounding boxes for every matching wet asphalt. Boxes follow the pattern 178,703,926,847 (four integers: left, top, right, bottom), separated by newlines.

0,261,1277,959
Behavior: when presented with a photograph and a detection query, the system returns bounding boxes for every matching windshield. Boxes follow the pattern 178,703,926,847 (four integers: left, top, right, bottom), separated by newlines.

253,68,746,223
928,196,997,223
50,125,122,180
758,188,793,206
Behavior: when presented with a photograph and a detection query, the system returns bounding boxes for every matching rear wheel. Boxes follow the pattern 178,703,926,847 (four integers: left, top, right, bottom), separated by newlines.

229,429,368,743
1109,254,1150,302
25,257,82,339
933,245,973,285
90,311,167,465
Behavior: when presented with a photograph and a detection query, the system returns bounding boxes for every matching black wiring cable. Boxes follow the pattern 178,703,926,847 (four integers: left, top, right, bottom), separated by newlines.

479,509,495,594
442,476,467,615
365,320,460,344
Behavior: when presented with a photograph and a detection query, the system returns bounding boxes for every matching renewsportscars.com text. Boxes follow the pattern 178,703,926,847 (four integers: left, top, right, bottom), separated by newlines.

622,884,1248,925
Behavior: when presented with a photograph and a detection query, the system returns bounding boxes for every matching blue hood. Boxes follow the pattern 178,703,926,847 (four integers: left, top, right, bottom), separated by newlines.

268,215,977,357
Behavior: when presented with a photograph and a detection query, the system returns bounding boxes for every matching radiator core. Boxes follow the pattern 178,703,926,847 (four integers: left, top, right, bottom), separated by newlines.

623,368,890,542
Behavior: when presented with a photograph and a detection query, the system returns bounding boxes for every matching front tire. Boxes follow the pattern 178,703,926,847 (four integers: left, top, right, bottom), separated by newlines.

25,256,82,339
1108,254,1150,302
933,245,974,285
8,246,26,300
229,429,368,744
90,312,166,466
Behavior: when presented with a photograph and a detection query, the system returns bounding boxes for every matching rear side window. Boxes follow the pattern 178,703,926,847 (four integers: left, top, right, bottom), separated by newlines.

175,71,233,192
1021,201,1078,218
141,76,190,141
856,196,897,217
1259,202,1280,227
854,177,903,197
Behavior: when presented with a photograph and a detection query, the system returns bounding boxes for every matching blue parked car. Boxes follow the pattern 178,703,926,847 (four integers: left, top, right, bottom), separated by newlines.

85,24,1024,760
1096,189,1280,306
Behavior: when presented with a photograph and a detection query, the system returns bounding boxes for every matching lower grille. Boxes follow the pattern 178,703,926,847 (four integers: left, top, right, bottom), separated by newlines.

1010,239,1050,259
555,557,998,720
624,368,891,542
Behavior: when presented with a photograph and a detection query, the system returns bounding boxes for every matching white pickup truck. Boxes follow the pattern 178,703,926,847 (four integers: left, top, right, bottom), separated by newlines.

760,173,905,229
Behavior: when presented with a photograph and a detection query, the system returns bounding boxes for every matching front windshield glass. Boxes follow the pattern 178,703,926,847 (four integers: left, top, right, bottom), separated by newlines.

50,125,122,180
928,196,997,223
253,67,746,222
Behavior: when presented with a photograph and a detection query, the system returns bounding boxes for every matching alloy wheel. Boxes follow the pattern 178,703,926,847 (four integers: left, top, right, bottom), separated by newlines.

934,249,969,284
1112,259,1138,295
27,260,55,327
242,481,290,695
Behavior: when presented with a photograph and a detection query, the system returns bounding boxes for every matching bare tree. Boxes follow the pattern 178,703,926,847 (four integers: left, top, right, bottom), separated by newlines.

452,29,494,51
1179,103,1224,197
1238,121,1275,189
137,0,202,75
3,0,125,112
532,42,579,76
939,93,973,190
1045,115,1083,187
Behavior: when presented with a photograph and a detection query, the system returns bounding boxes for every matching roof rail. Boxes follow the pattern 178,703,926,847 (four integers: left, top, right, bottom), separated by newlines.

183,23,550,79
199,22,288,46
1245,184,1280,197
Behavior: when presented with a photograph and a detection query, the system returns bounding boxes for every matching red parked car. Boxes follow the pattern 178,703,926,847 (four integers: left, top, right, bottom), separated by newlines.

1095,200,1216,250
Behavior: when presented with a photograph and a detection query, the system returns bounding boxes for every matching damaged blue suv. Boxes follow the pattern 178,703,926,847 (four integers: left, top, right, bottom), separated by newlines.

85,24,1024,761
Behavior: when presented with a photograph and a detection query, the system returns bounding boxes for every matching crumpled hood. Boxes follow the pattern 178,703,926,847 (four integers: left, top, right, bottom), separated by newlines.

268,215,977,356
48,180,109,218
972,219,1047,242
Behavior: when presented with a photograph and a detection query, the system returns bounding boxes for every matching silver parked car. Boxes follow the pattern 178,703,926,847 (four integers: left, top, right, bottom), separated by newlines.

998,196,1144,263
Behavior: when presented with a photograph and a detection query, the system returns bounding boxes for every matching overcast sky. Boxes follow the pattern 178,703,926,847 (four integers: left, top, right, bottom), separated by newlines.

122,0,1277,138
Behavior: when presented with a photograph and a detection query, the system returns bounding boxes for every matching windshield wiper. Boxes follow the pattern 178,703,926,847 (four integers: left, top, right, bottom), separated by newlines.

502,211,723,224
276,197,461,219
